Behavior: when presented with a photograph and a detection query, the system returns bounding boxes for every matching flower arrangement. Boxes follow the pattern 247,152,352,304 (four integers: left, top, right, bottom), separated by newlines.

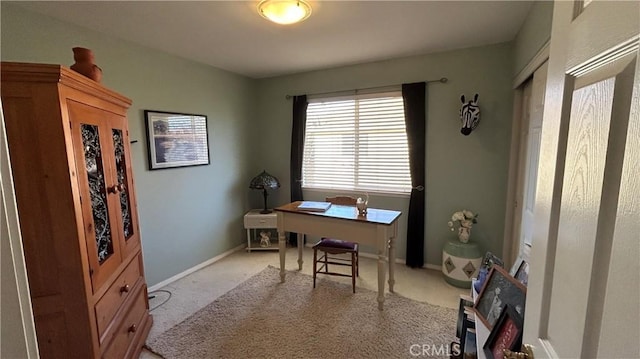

448,209,478,243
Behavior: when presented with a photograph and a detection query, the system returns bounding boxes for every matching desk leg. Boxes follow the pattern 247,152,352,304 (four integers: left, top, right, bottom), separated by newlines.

278,229,286,282
377,227,387,311
388,223,397,292
297,233,304,270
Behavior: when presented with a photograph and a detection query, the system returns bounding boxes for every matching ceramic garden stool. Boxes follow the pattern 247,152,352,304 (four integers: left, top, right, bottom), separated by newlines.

442,240,483,288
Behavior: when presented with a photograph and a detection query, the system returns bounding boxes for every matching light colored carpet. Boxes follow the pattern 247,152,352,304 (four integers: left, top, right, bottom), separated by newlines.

145,265,456,359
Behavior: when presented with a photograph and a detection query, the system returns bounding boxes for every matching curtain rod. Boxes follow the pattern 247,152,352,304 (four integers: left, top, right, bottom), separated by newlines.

284,77,448,100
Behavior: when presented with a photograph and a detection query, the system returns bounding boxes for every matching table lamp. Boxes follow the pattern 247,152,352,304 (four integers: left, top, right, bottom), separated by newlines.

249,170,280,214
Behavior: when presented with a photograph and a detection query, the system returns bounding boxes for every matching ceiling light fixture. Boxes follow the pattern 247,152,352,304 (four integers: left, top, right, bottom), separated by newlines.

258,0,312,25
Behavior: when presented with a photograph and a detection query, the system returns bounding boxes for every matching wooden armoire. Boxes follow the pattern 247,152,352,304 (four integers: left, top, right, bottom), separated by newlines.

1,62,152,358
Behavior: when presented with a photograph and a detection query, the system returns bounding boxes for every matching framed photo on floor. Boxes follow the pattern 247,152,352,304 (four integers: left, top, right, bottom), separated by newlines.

509,255,526,276
456,294,474,339
473,266,526,329
483,304,524,359
144,110,210,170
514,260,529,286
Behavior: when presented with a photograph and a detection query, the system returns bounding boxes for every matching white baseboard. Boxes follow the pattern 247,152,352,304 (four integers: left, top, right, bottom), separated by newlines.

360,252,442,271
148,243,245,292
424,263,442,271
152,243,444,292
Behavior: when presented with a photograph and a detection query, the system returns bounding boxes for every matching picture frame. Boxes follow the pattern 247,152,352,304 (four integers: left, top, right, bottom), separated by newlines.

481,251,504,272
459,307,476,355
463,328,477,359
144,110,210,170
473,265,526,330
456,294,474,339
483,305,524,359
508,255,525,276
514,260,529,287
474,251,505,294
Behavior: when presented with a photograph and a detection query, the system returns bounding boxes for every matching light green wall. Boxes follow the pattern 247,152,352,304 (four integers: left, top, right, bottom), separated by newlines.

253,42,515,266
1,3,256,286
2,2,531,280
513,0,553,76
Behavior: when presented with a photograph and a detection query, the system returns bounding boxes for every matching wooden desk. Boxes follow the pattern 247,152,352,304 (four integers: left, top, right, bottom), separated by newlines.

275,201,402,310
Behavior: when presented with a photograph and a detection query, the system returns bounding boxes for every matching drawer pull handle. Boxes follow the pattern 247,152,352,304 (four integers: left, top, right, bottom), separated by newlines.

120,284,131,293
128,324,137,333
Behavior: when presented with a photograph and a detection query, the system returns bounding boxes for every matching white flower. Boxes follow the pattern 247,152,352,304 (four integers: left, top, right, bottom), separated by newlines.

447,209,479,234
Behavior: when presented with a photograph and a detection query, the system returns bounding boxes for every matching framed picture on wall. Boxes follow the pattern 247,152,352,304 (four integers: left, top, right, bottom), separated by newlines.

144,110,210,170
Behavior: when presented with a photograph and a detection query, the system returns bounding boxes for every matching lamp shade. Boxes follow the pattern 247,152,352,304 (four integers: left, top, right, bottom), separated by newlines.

249,170,280,190
258,0,312,25
249,170,280,213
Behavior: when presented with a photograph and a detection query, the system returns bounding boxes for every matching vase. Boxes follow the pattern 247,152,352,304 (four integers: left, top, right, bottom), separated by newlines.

356,197,368,216
442,240,482,288
70,47,102,82
458,226,471,243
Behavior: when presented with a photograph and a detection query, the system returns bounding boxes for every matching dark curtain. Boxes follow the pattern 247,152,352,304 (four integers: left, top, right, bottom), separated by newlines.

289,95,308,245
402,82,426,268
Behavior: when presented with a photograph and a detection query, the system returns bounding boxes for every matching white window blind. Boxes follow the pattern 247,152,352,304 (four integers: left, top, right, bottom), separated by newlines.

302,91,412,194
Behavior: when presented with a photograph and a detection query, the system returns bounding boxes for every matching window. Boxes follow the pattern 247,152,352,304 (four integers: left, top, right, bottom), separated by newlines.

302,91,412,194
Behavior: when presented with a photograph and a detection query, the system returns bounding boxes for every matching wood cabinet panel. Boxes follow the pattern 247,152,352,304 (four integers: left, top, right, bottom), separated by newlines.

95,255,143,342
102,285,149,359
1,62,152,359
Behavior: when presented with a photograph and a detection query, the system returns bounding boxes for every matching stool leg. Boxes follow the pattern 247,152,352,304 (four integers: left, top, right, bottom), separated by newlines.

324,251,328,273
356,250,359,277
313,248,317,288
351,252,356,293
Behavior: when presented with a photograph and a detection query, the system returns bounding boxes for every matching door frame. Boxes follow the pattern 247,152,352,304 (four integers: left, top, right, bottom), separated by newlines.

502,41,550,266
0,102,39,358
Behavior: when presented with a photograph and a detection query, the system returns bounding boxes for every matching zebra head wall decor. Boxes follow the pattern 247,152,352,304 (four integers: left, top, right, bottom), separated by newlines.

459,94,480,136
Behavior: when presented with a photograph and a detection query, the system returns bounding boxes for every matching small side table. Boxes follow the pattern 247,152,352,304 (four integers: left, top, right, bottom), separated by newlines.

442,240,482,288
243,209,278,252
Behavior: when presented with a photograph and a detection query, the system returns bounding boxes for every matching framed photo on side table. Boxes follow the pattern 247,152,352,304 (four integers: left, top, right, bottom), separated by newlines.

473,266,526,329
483,304,524,359
144,110,210,170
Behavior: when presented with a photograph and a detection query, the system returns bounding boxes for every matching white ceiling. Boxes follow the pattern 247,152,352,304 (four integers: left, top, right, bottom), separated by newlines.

13,1,533,79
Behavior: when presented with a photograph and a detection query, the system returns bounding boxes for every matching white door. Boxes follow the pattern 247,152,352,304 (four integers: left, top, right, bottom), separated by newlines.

524,1,639,358
516,62,548,261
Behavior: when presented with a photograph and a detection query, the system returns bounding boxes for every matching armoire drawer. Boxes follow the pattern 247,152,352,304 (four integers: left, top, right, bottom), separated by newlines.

102,285,148,359
95,256,142,342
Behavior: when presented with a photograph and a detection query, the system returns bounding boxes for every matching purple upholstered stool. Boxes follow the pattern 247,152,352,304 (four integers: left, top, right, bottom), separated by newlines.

312,238,359,293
